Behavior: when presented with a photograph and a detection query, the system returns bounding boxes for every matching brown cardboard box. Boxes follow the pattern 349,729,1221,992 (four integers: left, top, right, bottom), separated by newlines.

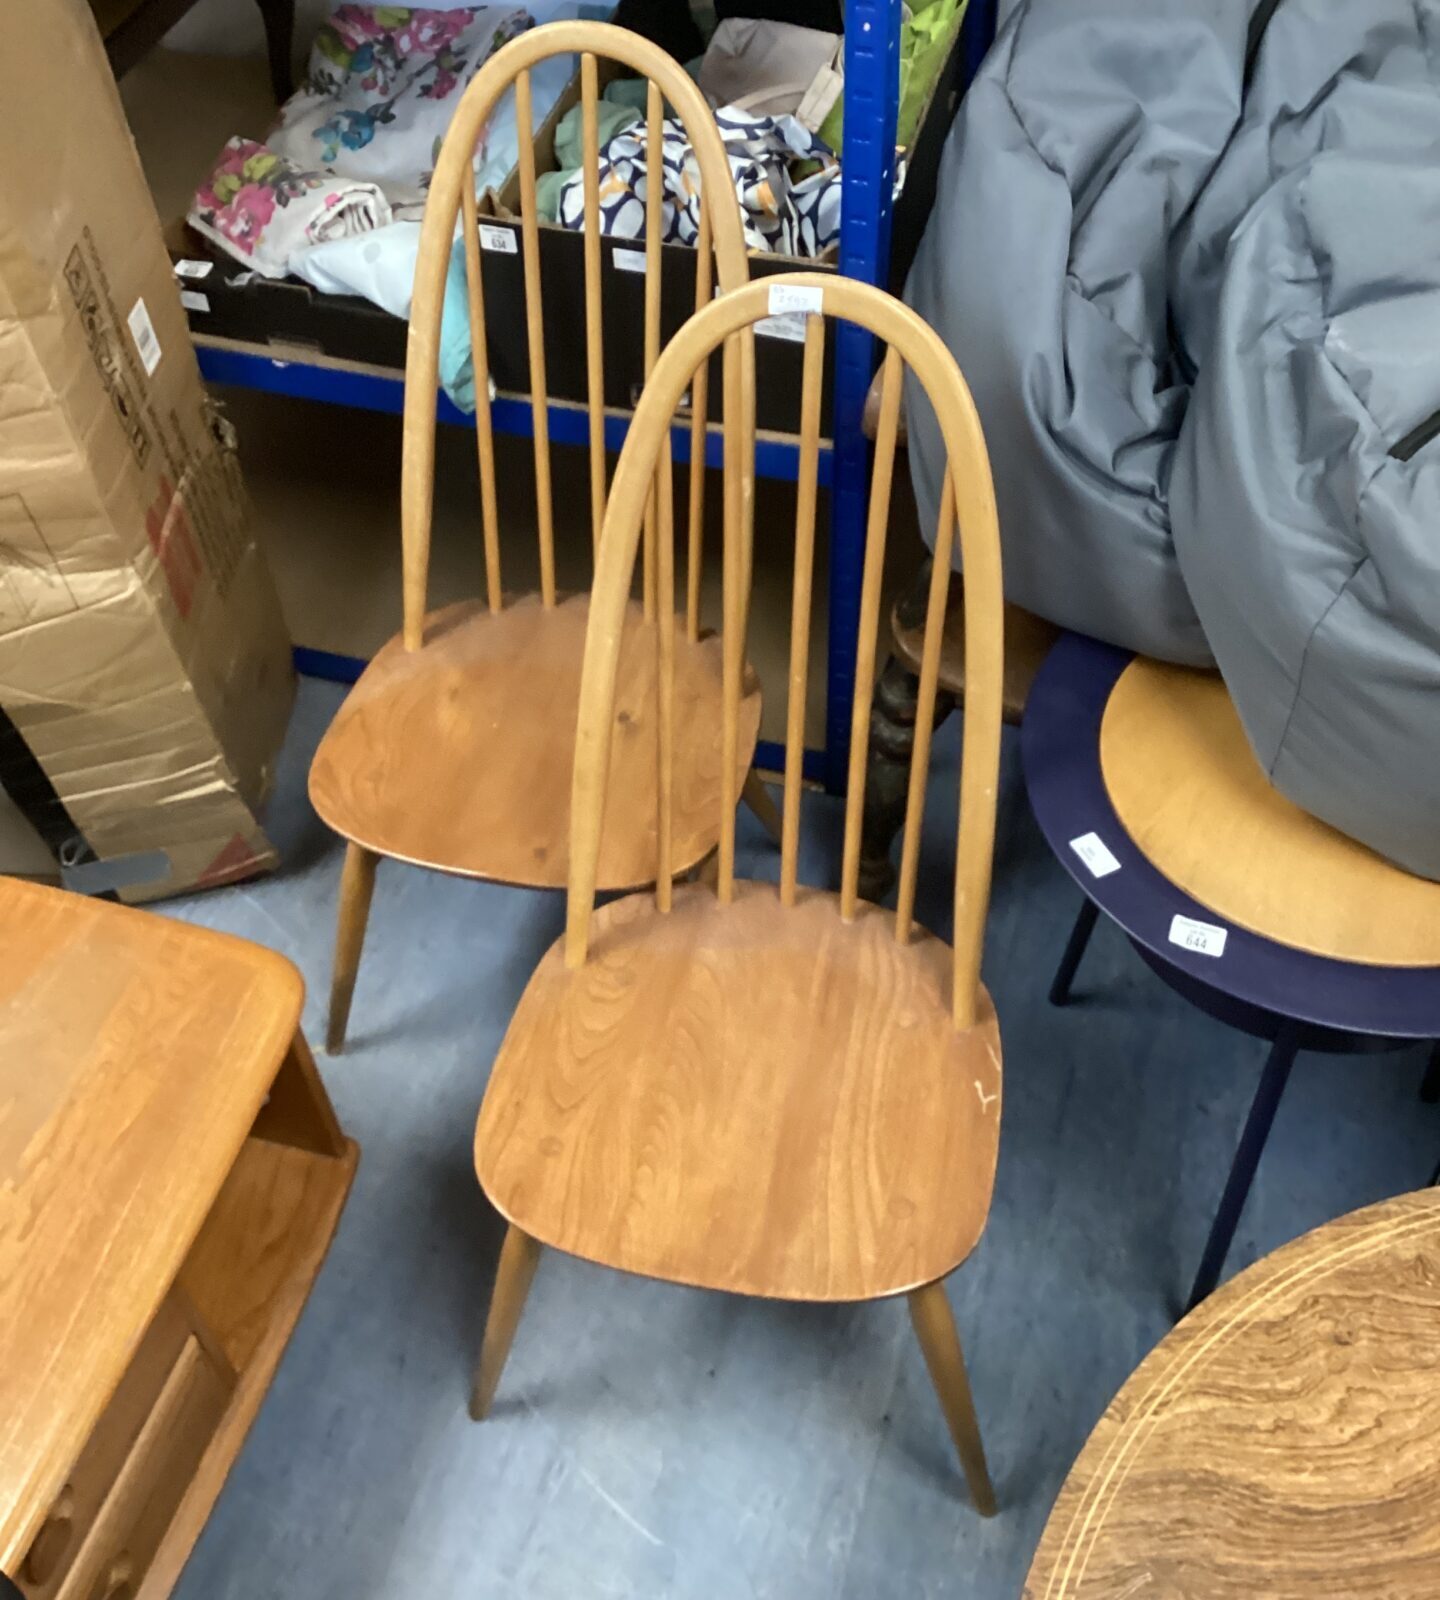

0,0,294,902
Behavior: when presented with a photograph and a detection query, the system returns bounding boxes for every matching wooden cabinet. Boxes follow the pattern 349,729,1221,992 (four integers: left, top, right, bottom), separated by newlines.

0,881,357,1600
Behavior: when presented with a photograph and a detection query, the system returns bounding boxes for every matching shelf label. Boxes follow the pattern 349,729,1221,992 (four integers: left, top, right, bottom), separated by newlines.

180,290,210,314
768,283,823,316
1069,832,1120,878
479,224,518,254
173,258,214,280
1169,914,1228,959
756,311,808,344
127,297,162,376
613,247,647,274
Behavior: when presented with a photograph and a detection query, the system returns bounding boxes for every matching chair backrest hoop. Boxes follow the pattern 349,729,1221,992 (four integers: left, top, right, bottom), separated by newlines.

400,22,753,648
565,273,1005,1032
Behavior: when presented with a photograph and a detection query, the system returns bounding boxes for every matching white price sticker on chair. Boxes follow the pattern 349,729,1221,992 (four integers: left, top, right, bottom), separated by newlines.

1069,832,1120,878
479,224,517,254
767,283,823,316
1169,914,1228,959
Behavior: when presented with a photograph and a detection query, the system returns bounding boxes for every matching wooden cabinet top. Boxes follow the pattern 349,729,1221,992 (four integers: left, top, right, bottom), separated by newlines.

0,878,302,1566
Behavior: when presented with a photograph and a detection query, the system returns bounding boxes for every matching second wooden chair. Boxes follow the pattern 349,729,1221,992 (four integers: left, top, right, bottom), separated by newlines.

308,22,766,1051
470,273,1008,1509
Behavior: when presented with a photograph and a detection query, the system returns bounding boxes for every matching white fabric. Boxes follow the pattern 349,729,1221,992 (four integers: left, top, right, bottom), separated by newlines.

287,2,590,315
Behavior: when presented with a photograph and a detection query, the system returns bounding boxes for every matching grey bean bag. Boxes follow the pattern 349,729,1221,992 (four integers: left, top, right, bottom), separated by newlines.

904,0,1252,664
908,0,1440,877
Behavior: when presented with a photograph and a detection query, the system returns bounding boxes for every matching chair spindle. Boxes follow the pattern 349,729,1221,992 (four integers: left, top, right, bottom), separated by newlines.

779,315,826,906
839,343,904,920
581,52,606,560
459,180,503,613
516,69,556,607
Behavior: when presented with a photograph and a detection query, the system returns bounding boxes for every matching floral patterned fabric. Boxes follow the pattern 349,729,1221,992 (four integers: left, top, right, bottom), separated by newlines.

554,107,842,257
269,5,535,216
189,137,392,277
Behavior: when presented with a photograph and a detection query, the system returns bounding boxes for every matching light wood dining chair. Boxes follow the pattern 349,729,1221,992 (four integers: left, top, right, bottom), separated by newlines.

470,273,1007,1510
309,22,767,1052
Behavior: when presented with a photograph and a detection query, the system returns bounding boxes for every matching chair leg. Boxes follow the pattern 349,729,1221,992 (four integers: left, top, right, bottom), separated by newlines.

1421,1042,1440,1104
470,1224,542,1420
1185,1024,1300,1313
741,769,783,847
907,1281,997,1516
1048,897,1100,1007
326,842,378,1055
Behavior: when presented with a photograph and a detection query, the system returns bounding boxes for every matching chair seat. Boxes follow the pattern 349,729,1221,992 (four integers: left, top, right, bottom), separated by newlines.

309,593,762,891
1101,658,1440,968
475,880,1002,1302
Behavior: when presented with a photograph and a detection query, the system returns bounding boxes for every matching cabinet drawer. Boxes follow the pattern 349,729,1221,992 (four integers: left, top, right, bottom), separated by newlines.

54,1334,229,1600
18,1296,194,1598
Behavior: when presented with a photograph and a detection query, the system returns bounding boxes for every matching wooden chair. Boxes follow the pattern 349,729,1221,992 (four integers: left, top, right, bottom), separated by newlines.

309,23,767,1052
470,273,1007,1510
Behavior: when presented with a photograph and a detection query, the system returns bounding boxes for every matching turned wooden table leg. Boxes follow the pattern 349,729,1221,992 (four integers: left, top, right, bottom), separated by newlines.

858,656,954,904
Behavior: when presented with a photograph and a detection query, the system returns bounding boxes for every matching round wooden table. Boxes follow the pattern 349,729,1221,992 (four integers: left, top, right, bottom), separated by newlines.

1024,1188,1440,1600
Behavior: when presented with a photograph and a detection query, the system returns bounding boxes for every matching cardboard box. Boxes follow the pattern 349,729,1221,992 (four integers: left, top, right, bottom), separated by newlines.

0,0,295,902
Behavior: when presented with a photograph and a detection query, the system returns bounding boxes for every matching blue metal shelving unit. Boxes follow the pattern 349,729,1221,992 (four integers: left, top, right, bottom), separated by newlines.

195,0,998,792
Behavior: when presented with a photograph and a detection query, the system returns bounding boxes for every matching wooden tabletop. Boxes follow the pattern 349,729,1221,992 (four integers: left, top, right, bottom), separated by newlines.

1024,1187,1440,1600
0,878,303,1568
1100,657,1440,968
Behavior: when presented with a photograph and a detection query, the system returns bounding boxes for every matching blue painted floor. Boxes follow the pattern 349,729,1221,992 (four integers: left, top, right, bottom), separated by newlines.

165,678,1439,1600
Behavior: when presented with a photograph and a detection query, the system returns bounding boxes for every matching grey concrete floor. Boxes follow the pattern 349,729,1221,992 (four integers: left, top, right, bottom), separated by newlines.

163,677,1439,1600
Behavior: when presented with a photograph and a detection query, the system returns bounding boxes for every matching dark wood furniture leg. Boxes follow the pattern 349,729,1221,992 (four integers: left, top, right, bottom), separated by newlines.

859,656,954,904
254,0,295,101
858,560,954,904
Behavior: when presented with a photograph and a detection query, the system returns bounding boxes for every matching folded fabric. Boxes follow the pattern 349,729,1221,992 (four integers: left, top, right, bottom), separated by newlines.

819,0,968,151
555,106,841,255
535,99,641,220
698,17,843,132
269,4,537,216
188,137,392,277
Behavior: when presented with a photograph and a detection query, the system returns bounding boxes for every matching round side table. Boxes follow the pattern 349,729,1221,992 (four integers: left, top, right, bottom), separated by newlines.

1022,632,1440,1309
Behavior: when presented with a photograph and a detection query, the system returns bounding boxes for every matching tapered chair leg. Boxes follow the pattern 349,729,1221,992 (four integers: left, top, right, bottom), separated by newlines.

470,1224,542,1421
1185,1024,1300,1313
1420,1041,1440,1104
327,842,378,1055
742,769,784,847
907,1281,997,1515
1049,897,1100,1007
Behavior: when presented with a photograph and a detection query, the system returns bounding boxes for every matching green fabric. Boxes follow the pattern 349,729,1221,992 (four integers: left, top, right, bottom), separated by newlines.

534,99,641,221
818,0,969,152
603,56,705,115
532,60,709,222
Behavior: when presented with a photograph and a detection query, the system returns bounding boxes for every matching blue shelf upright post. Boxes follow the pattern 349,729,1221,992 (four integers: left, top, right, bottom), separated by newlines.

829,0,903,793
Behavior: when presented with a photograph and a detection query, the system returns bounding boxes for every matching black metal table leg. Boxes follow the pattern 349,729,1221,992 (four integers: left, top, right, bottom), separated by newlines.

1049,897,1100,1007
1186,1023,1300,1313
1421,1041,1440,1103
